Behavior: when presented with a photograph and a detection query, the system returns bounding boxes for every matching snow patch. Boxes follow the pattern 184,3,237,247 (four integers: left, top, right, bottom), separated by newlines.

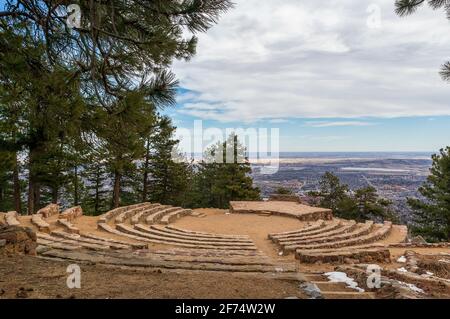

397,267,408,273
438,259,450,264
396,256,407,263
421,271,434,278
324,272,365,292
396,281,425,294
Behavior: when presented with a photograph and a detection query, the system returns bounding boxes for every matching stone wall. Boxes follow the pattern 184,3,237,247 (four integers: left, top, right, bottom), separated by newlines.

0,225,37,256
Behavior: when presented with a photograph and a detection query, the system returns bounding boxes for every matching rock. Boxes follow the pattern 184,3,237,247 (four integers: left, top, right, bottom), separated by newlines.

0,239,6,247
37,204,60,219
300,282,323,299
411,236,427,245
0,225,37,256
16,288,28,299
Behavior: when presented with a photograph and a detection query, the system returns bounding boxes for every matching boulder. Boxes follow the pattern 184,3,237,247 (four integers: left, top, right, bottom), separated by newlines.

0,225,37,256
37,204,60,219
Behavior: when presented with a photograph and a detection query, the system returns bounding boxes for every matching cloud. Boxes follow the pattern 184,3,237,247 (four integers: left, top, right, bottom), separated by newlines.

305,121,376,127
173,0,450,123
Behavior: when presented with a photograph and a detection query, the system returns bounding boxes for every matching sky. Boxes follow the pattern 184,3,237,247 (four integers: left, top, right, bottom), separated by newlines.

165,0,450,152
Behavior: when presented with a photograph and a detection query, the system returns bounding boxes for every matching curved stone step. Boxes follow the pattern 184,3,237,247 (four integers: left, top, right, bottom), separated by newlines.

145,207,180,224
160,209,192,224
115,203,155,224
152,225,251,241
166,225,249,239
130,204,166,225
135,224,254,245
287,222,392,251
31,214,51,233
276,221,358,244
57,219,80,234
281,221,374,250
268,220,325,239
115,224,257,250
271,220,342,242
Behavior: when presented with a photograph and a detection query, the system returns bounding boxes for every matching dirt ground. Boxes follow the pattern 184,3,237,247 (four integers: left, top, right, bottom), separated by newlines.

175,209,306,259
0,255,306,299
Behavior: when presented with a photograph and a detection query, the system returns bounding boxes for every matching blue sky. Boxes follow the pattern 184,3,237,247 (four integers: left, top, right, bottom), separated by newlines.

2,0,449,152
165,0,450,152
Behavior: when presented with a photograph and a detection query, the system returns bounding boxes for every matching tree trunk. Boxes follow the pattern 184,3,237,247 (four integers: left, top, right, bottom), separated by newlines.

142,138,150,202
33,182,40,211
74,166,79,206
12,152,22,213
51,187,58,204
112,170,121,209
94,170,100,215
27,175,34,215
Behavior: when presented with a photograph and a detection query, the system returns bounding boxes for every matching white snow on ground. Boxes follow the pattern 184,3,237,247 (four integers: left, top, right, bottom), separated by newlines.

396,281,425,294
421,271,434,278
438,259,450,264
397,267,408,273
324,272,365,292
396,256,407,263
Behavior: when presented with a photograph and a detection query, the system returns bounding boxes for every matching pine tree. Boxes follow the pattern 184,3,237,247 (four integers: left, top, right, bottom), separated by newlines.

310,172,350,212
310,172,395,222
144,116,194,207
408,147,450,242
81,152,110,216
194,134,260,209
395,0,450,81
1,1,233,104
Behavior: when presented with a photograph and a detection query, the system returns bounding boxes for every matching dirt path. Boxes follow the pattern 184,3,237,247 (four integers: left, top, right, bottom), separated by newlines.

0,255,306,299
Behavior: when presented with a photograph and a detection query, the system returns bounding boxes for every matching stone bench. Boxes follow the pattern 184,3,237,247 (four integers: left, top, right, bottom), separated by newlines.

51,230,130,250
268,220,325,239
280,221,374,249
135,224,255,245
116,224,257,250
36,238,81,251
40,249,296,273
271,220,342,243
115,203,154,224
152,225,251,241
5,211,21,226
37,232,109,251
98,203,150,224
57,219,80,234
277,221,358,243
296,247,391,264
81,232,147,249
130,204,165,224
287,221,392,252
145,207,180,224
31,214,51,233
59,206,83,222
160,209,192,224
36,204,60,219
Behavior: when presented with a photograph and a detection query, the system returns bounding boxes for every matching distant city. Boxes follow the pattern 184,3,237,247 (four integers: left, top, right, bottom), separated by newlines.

251,152,433,224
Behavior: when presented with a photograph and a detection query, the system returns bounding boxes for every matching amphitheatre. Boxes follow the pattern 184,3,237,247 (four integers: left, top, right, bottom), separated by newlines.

0,198,449,299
